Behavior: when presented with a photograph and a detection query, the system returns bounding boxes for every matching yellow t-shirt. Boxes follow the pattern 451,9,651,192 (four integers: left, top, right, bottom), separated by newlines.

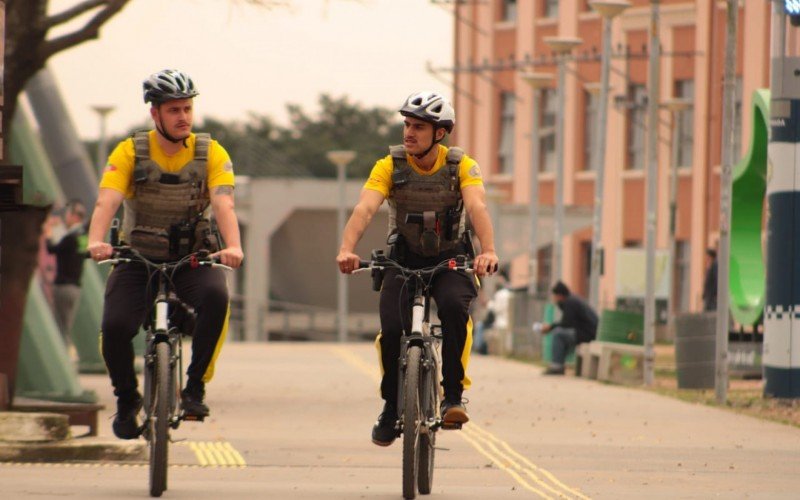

99,131,234,198
363,145,483,197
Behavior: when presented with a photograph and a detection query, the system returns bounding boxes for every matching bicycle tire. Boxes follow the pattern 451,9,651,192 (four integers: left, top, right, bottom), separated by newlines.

417,354,437,495
149,341,171,497
402,346,422,500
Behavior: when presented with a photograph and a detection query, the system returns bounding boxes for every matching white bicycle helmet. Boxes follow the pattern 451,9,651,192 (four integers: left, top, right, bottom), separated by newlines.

399,91,455,133
143,69,199,104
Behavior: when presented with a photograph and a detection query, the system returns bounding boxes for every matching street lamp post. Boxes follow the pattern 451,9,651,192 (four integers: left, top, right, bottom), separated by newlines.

587,0,631,311
91,105,115,179
544,36,582,285
521,72,554,298
643,0,661,386
661,98,691,333
327,150,357,343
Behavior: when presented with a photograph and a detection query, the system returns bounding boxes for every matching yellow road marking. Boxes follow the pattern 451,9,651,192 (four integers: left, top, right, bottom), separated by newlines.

334,346,587,499
181,441,246,468
332,346,381,383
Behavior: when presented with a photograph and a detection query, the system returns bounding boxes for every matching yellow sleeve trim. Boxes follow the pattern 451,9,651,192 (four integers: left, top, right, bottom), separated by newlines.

207,140,235,189
459,154,484,189
363,155,393,198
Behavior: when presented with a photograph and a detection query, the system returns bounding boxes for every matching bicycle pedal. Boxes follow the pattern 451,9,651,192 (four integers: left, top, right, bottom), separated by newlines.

441,422,462,430
181,414,205,422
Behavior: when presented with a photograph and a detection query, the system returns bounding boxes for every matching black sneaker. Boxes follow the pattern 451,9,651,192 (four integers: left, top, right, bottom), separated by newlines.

181,388,210,418
371,402,398,447
112,392,143,440
441,399,469,427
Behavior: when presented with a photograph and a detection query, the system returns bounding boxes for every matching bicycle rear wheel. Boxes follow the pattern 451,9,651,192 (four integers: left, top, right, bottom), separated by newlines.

149,341,171,497
402,346,422,500
417,353,437,495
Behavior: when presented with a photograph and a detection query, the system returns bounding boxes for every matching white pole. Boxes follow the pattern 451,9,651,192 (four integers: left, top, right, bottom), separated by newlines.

643,0,661,386
715,0,739,403
328,150,357,343
588,1,630,310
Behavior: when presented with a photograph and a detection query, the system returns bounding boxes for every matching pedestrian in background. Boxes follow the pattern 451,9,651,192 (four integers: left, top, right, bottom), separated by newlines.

702,248,718,312
540,281,598,375
44,199,88,355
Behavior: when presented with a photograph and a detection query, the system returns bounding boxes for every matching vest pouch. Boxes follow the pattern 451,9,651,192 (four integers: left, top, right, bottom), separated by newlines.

169,221,195,258
420,230,440,256
192,218,220,254
387,232,407,264
130,226,172,261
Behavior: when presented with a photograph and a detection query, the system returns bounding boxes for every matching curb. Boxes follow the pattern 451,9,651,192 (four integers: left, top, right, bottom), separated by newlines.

0,438,146,463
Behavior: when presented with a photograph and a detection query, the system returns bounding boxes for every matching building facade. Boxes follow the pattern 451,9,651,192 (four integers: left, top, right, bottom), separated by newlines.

451,0,771,312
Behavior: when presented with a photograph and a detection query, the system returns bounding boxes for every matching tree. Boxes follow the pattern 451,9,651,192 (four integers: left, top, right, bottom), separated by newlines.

0,0,285,402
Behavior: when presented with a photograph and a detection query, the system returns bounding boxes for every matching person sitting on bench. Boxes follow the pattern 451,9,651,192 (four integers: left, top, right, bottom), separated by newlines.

540,281,598,375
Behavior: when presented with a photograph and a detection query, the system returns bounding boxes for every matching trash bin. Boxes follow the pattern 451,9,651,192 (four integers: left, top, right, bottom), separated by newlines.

674,312,716,389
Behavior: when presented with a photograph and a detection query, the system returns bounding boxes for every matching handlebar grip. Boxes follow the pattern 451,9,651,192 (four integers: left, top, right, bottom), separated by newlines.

358,260,371,269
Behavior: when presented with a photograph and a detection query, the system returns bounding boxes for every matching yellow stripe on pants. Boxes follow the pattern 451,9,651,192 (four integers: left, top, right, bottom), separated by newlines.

202,303,230,383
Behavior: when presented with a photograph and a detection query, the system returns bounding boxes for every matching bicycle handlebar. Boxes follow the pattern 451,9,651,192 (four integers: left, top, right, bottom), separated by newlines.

352,255,474,276
96,246,233,272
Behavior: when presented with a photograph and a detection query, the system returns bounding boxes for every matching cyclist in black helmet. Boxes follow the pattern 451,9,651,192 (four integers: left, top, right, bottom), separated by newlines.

337,91,499,446
87,69,244,439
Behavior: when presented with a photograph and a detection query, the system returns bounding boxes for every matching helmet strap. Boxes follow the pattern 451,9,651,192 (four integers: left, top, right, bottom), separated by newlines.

156,115,189,148
412,127,444,160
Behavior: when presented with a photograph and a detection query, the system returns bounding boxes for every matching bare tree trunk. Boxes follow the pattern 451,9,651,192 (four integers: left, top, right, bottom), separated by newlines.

0,206,48,404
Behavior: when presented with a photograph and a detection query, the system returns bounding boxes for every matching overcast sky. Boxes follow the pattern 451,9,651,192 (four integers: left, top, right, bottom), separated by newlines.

45,0,454,140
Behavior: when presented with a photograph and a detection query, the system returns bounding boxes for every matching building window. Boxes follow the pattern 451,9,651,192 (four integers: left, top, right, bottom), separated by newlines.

540,88,557,173
733,76,743,164
543,0,559,18
626,84,647,170
583,90,599,171
675,80,695,168
498,92,516,175
502,0,517,22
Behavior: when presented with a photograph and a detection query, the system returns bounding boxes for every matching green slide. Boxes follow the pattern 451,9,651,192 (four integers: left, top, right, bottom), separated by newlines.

729,89,769,326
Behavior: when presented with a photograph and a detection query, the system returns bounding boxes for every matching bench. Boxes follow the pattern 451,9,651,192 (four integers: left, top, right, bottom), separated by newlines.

576,341,645,384
12,398,105,437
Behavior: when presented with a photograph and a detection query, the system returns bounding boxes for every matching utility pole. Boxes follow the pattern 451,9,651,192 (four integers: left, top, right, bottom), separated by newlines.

544,37,582,285
643,0,661,386
328,150,357,343
588,1,631,310
91,105,115,180
662,98,691,339
715,0,739,403
522,72,553,298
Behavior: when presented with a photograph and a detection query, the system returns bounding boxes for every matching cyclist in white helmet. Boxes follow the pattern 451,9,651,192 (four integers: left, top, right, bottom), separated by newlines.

337,91,499,446
87,69,244,439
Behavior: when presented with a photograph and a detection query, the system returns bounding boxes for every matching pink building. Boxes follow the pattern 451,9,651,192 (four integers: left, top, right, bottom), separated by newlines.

451,0,771,312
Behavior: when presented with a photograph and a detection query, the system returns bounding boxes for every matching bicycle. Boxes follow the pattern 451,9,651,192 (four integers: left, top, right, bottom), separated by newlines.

354,251,474,500
99,238,231,498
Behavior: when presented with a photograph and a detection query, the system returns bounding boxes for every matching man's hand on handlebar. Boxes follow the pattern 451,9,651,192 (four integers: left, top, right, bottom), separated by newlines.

210,246,244,269
336,250,361,274
473,250,499,277
87,241,114,262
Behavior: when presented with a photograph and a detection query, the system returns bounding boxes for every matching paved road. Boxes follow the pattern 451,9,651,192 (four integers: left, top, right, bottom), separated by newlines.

2,342,800,499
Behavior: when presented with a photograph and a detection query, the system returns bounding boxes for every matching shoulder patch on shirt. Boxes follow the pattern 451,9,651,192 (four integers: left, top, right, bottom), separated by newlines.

104,164,117,173
469,165,482,178
223,161,233,172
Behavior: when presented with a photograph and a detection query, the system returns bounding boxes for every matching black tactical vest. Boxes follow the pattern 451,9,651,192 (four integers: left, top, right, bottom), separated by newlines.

387,145,466,257
121,132,217,260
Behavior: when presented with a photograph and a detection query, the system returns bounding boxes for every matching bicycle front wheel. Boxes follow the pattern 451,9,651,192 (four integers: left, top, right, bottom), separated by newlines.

417,353,438,495
402,346,422,500
149,341,171,497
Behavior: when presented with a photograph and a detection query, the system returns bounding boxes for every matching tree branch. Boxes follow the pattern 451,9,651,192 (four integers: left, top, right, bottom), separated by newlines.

46,0,107,28
40,0,129,60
